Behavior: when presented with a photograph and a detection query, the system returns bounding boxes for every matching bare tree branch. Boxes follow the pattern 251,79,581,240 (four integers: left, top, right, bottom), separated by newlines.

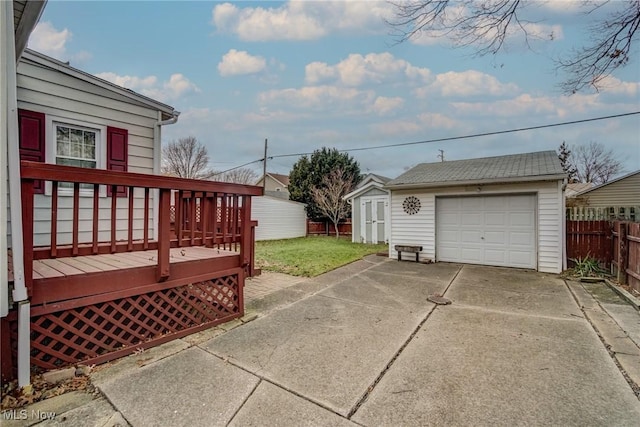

570,141,624,184
388,0,640,94
216,168,259,185
311,168,355,238
161,136,214,180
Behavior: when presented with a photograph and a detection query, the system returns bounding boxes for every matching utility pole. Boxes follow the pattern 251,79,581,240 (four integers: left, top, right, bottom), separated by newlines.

437,149,445,162
262,138,268,190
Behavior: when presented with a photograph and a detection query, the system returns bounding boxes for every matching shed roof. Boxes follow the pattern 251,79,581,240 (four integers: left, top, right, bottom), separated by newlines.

386,151,566,189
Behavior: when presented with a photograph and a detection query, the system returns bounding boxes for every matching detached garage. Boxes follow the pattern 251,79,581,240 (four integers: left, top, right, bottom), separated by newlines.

386,151,567,273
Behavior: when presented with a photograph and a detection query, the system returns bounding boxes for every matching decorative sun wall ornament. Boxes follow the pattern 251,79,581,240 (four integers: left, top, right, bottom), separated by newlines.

403,196,421,215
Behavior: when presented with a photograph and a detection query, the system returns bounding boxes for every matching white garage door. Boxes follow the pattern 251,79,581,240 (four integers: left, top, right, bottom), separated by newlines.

436,195,536,269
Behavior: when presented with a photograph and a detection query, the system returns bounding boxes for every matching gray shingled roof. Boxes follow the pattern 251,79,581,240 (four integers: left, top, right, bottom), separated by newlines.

386,151,565,188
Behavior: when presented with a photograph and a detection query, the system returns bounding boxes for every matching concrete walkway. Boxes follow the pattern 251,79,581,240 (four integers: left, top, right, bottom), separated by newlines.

7,256,640,426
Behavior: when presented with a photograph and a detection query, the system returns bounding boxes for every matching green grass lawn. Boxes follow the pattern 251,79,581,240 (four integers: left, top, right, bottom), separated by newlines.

255,236,388,277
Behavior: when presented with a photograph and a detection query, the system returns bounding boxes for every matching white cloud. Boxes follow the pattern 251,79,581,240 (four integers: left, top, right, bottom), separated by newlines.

258,85,375,112
450,93,600,118
218,49,267,76
305,53,432,87
95,72,199,102
212,1,392,41
417,70,519,98
28,21,72,58
597,76,639,97
371,96,404,115
416,112,458,129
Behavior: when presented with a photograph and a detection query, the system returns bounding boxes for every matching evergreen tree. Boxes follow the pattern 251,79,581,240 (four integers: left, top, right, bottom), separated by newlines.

558,141,577,183
289,147,361,220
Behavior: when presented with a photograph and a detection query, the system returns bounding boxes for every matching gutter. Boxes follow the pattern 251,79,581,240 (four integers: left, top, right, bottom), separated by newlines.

385,174,568,191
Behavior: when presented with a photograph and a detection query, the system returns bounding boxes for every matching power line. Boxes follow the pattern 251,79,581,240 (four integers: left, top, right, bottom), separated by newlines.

210,158,263,176
269,111,640,159
213,110,640,172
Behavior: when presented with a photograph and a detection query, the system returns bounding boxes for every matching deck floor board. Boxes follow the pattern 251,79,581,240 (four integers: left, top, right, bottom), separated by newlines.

9,247,239,281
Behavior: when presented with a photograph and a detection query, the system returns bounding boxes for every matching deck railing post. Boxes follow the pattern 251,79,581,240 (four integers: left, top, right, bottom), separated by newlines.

240,196,252,274
157,188,171,281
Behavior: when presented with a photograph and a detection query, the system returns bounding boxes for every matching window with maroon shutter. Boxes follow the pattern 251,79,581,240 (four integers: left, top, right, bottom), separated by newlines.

107,126,128,197
18,109,46,194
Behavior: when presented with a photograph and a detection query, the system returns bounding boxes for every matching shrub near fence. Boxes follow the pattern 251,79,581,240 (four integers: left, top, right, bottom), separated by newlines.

566,220,640,293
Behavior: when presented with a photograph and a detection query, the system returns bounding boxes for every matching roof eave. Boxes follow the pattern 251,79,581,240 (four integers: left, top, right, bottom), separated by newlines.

14,0,47,60
386,174,567,191
344,181,387,200
573,169,640,197
21,49,176,115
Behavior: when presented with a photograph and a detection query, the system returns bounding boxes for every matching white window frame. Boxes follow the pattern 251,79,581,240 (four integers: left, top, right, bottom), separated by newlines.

45,115,107,197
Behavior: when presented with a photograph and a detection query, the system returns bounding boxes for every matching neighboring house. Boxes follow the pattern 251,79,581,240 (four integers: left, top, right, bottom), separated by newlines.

565,183,593,199
344,173,391,244
2,1,261,385
386,151,566,274
569,170,640,220
256,172,290,199
252,196,306,241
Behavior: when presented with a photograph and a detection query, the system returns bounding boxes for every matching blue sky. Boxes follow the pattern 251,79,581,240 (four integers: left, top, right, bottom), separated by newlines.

30,0,639,179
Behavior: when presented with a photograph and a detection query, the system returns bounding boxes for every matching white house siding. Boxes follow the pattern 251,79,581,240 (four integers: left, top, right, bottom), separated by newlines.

252,196,306,241
577,172,640,207
352,187,389,243
390,180,563,274
14,58,160,246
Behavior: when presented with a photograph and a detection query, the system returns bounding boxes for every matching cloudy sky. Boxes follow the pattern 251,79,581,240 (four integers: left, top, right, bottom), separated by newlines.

31,0,639,179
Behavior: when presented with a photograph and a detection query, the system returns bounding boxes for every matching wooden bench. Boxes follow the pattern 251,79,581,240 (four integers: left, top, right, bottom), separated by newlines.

394,245,423,262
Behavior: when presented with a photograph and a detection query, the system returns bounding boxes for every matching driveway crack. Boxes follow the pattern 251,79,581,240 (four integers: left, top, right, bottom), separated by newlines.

346,265,464,419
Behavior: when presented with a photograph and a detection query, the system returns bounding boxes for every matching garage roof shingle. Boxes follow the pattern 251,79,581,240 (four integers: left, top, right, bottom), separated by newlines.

387,151,565,188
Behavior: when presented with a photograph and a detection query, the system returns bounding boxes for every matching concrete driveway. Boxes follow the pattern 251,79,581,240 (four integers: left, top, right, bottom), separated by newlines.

92,256,640,426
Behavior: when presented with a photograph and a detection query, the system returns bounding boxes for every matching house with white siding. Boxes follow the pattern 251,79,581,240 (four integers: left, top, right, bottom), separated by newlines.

3,2,262,386
569,170,640,220
385,151,567,274
16,49,179,247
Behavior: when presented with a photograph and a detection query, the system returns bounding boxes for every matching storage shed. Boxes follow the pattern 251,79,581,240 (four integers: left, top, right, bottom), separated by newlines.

344,174,390,244
386,151,566,273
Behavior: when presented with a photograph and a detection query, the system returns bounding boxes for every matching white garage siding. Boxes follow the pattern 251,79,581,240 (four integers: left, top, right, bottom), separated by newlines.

252,196,306,241
390,181,563,273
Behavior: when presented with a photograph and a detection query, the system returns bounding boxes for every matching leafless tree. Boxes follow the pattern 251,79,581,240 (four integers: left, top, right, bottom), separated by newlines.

311,168,355,238
162,136,214,179
215,168,259,185
570,141,624,184
388,0,640,94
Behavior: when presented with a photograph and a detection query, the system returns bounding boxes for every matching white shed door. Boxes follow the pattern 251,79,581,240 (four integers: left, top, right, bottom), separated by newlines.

436,195,536,269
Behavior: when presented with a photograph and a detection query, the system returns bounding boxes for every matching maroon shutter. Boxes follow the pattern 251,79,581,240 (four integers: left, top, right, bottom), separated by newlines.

107,126,128,197
18,109,46,194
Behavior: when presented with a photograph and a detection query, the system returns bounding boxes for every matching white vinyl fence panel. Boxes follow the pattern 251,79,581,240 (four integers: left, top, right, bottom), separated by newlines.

252,196,306,241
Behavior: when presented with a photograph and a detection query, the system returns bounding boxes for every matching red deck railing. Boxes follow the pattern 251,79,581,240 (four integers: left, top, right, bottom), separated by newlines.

19,160,263,293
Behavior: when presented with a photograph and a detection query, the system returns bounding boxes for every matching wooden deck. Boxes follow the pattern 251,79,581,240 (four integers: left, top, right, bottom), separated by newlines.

2,161,262,378
9,246,238,281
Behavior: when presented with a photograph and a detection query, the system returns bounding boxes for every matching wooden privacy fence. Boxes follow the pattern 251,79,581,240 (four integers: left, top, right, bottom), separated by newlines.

566,220,640,292
306,219,352,236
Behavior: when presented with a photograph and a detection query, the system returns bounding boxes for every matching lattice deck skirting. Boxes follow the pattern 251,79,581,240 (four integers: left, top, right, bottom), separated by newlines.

3,270,242,375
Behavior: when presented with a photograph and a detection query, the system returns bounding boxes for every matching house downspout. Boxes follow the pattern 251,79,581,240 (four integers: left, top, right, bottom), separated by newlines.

3,0,30,389
153,111,179,240
561,178,568,271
